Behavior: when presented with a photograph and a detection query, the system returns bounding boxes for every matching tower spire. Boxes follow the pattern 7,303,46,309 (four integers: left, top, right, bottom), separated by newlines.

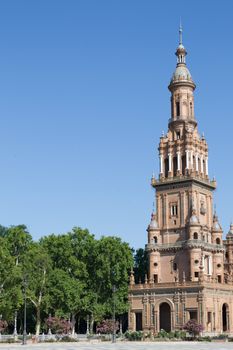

179,19,183,46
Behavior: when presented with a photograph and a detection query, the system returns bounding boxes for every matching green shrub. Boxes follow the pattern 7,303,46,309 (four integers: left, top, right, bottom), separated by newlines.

158,329,169,338
125,331,143,341
0,338,20,344
59,336,78,342
44,339,56,343
197,336,212,342
212,334,228,340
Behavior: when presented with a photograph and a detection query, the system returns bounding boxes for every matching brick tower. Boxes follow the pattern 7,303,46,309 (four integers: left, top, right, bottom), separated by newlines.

129,25,233,336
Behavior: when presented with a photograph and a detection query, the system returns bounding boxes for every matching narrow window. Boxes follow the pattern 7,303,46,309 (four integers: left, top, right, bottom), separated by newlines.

216,238,221,245
177,131,180,140
165,158,169,178
193,232,198,240
153,274,158,283
207,312,211,324
173,262,177,271
171,204,178,216
217,275,222,283
194,271,199,278
153,236,157,244
182,155,186,175
190,102,193,116
176,102,180,116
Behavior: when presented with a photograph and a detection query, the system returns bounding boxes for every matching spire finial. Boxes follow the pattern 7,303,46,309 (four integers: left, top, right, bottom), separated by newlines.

179,19,183,46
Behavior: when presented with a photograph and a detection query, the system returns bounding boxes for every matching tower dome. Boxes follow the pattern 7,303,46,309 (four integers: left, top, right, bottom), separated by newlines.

149,212,158,229
189,207,199,225
212,212,222,231
227,223,233,236
169,24,195,90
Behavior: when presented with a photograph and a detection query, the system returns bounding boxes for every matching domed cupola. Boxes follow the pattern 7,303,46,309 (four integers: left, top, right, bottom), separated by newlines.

227,223,233,238
212,212,222,232
148,212,159,230
168,24,196,91
189,207,199,225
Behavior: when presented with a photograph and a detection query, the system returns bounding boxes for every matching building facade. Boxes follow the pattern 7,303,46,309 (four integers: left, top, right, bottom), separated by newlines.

128,27,233,336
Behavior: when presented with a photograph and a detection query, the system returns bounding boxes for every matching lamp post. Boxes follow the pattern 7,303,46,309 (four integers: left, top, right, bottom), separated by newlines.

22,277,27,345
112,285,116,343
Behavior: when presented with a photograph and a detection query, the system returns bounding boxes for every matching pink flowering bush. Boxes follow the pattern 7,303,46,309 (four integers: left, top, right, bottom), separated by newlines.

0,320,8,334
96,319,119,334
183,319,204,338
45,316,72,334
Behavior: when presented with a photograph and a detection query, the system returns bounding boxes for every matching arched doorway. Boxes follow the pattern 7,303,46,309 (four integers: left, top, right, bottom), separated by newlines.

222,303,229,332
159,302,171,332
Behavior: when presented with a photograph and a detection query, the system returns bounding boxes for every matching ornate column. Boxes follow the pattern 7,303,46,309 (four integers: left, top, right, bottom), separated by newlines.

173,292,179,328
181,292,186,326
208,195,212,227
163,194,167,228
190,150,193,169
205,156,209,176
159,155,164,175
154,310,158,334
168,153,172,175
156,194,160,227
142,296,148,330
185,150,189,170
195,153,199,172
200,155,204,173
177,151,181,173
180,192,185,226
198,292,204,325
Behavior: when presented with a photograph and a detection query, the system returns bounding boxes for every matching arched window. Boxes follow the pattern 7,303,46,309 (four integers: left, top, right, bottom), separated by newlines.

173,262,177,271
193,232,198,240
154,236,157,244
216,237,221,245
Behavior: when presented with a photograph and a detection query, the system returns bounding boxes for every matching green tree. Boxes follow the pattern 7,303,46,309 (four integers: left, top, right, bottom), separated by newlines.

41,227,95,334
23,242,51,336
88,236,133,332
134,248,148,284
0,236,23,322
5,225,32,266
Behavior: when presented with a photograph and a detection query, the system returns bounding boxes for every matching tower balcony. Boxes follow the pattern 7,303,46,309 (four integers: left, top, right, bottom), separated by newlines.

151,173,216,190
146,240,225,253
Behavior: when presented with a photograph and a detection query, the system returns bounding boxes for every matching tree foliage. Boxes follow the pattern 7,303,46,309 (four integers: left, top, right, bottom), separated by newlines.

0,224,135,335
134,248,148,284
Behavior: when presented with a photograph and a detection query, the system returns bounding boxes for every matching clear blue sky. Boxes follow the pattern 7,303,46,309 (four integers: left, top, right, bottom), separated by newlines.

0,0,233,249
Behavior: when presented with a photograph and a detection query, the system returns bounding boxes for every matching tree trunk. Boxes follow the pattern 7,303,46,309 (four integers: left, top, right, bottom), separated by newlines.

71,313,76,336
90,313,94,335
120,317,123,336
35,307,41,336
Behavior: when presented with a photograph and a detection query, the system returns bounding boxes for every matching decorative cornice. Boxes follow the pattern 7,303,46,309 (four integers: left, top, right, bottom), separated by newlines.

146,240,225,253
